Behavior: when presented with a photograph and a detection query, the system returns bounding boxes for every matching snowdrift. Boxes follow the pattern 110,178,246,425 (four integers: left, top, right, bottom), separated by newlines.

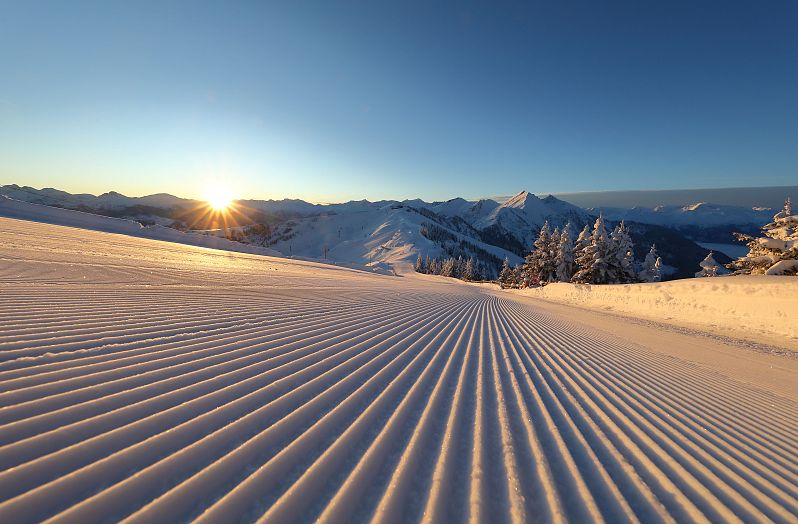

516,276,797,343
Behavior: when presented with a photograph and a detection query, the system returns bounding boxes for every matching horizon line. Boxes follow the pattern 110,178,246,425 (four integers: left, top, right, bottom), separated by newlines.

2,181,796,206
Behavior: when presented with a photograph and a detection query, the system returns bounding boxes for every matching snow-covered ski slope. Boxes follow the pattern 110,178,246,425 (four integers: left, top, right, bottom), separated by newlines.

1,217,797,523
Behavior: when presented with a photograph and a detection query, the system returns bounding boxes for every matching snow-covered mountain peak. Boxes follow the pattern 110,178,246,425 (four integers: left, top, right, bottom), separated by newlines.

431,197,475,217
682,202,707,212
503,190,535,209
470,190,591,246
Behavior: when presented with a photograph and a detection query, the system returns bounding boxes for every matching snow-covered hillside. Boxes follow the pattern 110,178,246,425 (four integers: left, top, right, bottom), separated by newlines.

0,195,281,259
1,217,796,522
221,202,521,271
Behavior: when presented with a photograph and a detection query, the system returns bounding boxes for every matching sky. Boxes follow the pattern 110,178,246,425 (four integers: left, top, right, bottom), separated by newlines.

1,1,796,203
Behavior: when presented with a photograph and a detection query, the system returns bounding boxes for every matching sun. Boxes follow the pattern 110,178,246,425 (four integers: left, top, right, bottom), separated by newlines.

204,183,234,211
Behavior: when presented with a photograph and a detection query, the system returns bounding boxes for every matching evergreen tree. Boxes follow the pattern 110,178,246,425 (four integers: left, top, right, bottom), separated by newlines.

455,255,465,279
429,258,439,275
727,197,798,275
463,258,477,281
638,244,662,282
424,255,432,274
549,227,561,277
521,250,536,287
610,221,637,283
542,226,558,283
498,257,512,288
414,254,424,273
441,258,455,277
512,265,524,288
523,221,556,285
572,224,591,275
572,215,612,284
555,223,575,282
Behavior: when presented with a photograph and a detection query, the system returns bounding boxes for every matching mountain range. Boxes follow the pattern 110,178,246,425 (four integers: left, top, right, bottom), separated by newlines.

4,183,780,279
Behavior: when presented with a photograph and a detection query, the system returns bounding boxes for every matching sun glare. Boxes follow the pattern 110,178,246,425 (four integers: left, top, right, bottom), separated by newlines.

204,183,234,211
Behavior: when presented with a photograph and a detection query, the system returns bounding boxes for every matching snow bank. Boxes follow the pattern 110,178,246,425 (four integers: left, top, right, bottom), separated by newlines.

515,275,797,342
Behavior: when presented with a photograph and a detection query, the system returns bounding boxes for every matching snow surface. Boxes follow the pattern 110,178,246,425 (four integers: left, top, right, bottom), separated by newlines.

516,277,797,345
1,217,797,522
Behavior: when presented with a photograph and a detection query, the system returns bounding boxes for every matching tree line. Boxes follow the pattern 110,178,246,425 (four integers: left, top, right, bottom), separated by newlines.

418,222,503,278
414,254,487,281
499,216,662,288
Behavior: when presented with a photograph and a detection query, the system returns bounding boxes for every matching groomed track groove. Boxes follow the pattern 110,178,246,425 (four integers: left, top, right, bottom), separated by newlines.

0,217,796,523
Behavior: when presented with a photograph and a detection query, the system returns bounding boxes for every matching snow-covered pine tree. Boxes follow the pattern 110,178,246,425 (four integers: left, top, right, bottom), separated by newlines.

546,227,560,272
572,215,612,284
695,252,722,277
498,257,512,288
555,223,575,282
429,258,439,275
455,256,465,279
572,224,591,275
521,250,535,287
441,258,455,277
638,244,662,282
463,257,477,281
424,255,432,274
550,226,561,279
610,220,637,283
543,226,558,283
727,197,798,275
414,254,424,273
512,264,524,288
523,221,556,285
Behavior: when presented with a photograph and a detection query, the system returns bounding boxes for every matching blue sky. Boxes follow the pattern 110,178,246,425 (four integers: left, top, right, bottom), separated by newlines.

1,1,796,202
